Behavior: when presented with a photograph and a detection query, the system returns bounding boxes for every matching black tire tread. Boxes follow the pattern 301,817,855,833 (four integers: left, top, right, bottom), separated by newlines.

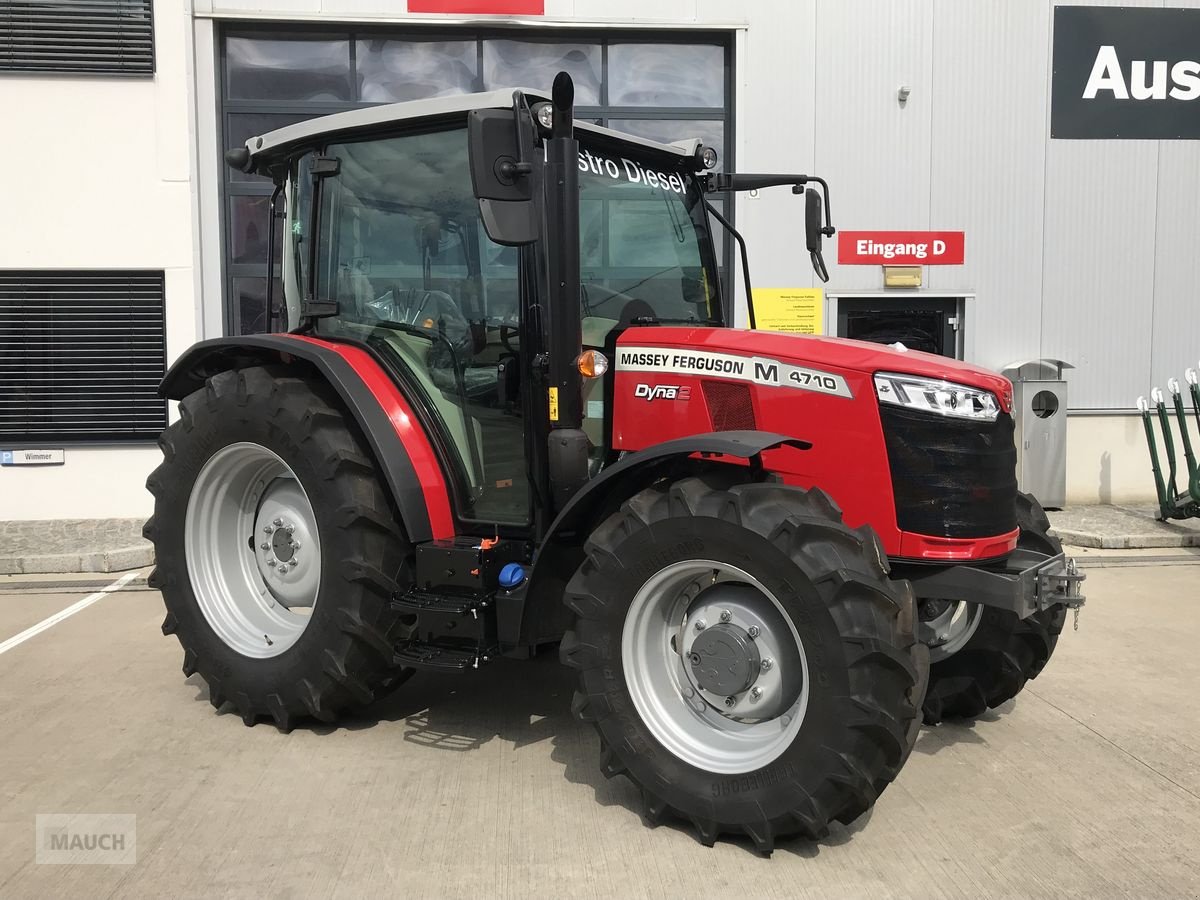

922,492,1067,724
147,366,411,731
563,476,925,853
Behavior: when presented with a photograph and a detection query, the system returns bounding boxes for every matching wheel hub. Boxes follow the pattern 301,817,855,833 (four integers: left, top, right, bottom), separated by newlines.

185,442,322,659
620,560,811,774
688,623,761,696
918,597,983,662
680,583,802,721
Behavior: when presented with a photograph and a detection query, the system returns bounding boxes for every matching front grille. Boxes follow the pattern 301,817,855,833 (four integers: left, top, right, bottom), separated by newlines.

702,380,756,431
880,406,1017,539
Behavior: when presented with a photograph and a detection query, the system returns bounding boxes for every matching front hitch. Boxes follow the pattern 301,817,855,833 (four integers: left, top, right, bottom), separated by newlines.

900,549,1086,625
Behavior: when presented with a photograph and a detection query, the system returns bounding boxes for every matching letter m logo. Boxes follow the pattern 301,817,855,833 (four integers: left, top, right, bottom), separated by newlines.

754,361,779,384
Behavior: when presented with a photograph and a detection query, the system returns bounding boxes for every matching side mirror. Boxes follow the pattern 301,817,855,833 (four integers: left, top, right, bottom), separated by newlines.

468,108,537,246
805,188,830,283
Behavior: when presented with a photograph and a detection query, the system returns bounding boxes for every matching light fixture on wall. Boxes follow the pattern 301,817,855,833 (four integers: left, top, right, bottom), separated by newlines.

884,266,922,288
897,85,911,106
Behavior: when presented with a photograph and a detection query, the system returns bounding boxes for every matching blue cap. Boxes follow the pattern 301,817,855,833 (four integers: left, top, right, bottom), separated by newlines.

498,562,526,590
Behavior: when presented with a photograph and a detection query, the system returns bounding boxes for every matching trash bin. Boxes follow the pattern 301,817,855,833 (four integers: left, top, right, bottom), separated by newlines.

1001,358,1074,510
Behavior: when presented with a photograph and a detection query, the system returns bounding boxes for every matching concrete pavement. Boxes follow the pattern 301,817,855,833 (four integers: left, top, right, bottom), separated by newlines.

0,563,1198,898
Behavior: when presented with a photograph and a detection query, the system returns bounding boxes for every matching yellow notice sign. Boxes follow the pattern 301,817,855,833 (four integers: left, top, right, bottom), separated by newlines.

548,386,559,422
752,288,824,335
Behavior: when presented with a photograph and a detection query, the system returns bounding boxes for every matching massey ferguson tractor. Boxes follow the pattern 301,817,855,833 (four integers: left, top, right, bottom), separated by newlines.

146,73,1085,853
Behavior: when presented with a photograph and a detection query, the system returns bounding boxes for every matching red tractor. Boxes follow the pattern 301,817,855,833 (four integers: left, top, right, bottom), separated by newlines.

146,73,1084,852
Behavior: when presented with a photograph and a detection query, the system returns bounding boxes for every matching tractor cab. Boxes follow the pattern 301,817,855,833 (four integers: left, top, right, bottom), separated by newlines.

231,76,832,540
267,88,723,532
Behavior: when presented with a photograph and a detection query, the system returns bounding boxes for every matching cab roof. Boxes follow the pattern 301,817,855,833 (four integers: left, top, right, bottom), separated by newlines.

240,87,702,173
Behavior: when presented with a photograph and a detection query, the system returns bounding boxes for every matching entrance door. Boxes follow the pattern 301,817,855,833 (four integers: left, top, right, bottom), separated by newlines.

837,296,960,358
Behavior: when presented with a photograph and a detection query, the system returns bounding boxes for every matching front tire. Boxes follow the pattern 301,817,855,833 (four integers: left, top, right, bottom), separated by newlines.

145,367,412,730
921,492,1067,724
561,476,926,853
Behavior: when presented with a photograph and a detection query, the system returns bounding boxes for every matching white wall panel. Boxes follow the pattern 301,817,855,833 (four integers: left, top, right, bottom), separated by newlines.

731,0,817,306
926,0,1050,372
813,0,934,291
1040,137,1159,409
1149,140,1200,393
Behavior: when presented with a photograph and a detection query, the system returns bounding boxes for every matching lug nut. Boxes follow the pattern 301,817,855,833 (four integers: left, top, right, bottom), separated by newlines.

694,619,707,632
266,560,276,568
260,542,270,551
750,687,763,701
263,525,274,534
273,517,284,527
748,625,760,639
285,524,295,534
719,609,732,623
761,658,774,671
289,561,298,570
291,541,301,551
724,697,736,708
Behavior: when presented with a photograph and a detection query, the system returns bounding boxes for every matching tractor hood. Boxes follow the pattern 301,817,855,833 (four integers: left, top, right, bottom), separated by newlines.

614,326,1014,412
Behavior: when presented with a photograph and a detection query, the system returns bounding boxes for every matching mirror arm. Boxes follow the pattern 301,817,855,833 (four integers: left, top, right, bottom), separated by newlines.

704,200,757,330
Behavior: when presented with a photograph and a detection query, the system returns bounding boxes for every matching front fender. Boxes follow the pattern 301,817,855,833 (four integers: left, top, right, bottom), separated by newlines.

512,431,809,646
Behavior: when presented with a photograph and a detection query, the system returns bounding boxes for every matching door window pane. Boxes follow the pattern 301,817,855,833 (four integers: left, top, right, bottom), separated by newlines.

607,119,725,160
482,40,600,104
608,43,724,107
226,37,351,101
314,129,529,523
357,40,479,102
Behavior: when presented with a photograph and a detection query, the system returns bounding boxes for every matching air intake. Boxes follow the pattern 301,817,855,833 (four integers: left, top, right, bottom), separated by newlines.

702,380,756,431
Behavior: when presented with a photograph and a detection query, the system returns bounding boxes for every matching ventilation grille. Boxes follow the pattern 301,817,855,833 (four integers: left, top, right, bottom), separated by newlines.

880,406,1018,540
0,271,167,443
701,380,756,431
0,1,154,76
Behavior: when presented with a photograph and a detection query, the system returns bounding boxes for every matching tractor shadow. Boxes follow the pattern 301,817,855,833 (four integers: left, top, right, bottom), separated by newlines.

911,705,1011,757
185,659,885,856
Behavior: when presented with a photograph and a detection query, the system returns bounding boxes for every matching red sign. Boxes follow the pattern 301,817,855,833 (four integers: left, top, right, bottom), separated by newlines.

838,231,965,266
408,0,544,12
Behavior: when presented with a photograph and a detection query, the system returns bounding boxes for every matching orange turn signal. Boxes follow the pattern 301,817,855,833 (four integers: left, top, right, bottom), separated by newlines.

576,349,609,379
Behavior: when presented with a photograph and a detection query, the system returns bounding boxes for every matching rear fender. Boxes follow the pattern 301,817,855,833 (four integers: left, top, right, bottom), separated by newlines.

512,431,809,646
160,335,454,544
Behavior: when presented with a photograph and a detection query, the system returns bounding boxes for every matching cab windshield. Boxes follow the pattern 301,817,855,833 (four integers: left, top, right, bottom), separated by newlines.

281,129,721,331
577,143,720,326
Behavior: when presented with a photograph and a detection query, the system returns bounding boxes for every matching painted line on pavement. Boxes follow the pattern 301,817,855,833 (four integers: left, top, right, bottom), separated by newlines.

0,569,145,656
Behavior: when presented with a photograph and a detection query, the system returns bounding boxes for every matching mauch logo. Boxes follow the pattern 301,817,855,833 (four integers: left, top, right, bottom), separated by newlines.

634,383,691,402
36,814,136,865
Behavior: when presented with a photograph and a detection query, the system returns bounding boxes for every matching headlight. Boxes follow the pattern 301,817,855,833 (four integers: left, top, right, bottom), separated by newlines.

874,372,1000,422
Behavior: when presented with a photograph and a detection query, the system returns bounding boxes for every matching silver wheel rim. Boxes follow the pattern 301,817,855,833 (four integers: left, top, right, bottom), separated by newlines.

185,442,321,659
621,560,809,775
920,600,983,663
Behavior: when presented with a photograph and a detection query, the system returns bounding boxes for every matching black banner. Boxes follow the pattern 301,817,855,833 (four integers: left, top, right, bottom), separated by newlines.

1052,5,1200,140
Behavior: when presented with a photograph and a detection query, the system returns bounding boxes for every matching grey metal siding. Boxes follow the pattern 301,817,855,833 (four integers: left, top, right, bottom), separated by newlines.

814,0,934,292
926,0,1052,373
730,0,1196,409
1150,140,1200,391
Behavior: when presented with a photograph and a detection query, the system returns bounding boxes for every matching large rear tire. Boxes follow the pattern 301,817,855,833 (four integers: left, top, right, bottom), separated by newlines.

145,367,412,730
920,492,1067,724
561,476,927,853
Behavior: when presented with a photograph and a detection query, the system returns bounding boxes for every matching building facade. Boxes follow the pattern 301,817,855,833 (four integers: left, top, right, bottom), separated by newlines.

3,0,1198,522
